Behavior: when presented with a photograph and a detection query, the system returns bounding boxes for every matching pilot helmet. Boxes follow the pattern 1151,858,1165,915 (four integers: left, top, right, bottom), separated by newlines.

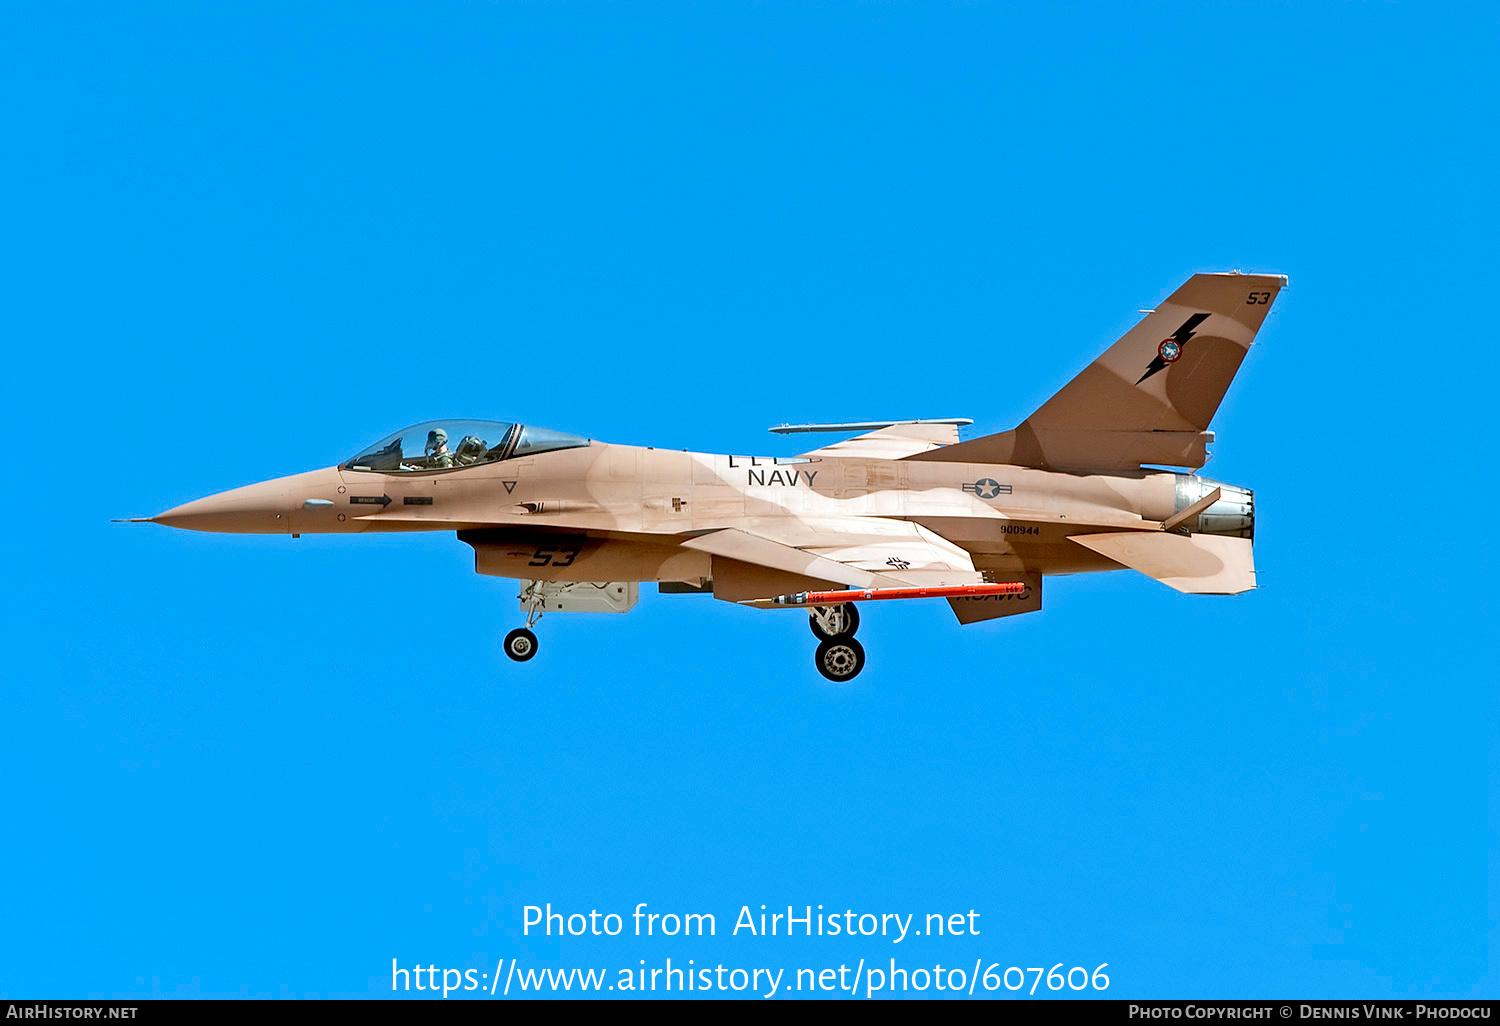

425,428,448,453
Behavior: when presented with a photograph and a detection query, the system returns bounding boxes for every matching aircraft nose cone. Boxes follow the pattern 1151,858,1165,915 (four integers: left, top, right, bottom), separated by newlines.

154,478,292,533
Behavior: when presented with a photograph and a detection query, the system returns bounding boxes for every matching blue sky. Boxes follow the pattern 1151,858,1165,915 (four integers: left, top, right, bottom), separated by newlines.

2,0,1496,1000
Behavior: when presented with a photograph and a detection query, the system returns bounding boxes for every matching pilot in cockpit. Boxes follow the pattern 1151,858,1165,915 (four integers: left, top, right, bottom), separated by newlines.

424,428,453,469
400,428,453,470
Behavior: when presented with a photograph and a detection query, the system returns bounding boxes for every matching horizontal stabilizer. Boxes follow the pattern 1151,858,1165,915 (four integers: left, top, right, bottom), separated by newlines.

1070,531,1256,594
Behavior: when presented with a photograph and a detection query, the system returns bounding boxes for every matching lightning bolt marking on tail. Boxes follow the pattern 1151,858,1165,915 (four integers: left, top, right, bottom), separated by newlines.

1136,312,1210,384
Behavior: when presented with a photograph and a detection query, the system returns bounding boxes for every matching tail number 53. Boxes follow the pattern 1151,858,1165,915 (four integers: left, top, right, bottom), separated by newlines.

529,545,581,567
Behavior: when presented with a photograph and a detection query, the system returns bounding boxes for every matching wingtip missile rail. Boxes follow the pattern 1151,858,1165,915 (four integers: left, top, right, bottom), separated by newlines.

768,418,973,435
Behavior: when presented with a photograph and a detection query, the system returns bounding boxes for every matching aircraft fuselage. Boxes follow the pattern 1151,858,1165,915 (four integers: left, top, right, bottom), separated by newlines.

152,440,1251,586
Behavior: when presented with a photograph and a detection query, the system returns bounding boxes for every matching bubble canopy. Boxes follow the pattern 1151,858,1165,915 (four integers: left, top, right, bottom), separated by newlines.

342,420,590,473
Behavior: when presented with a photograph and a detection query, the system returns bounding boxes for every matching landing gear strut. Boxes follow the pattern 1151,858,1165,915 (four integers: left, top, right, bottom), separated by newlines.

809,603,865,682
504,582,545,662
808,602,860,641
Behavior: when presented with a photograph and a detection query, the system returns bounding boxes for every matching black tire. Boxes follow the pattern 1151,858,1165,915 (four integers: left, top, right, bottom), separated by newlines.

814,636,866,683
504,627,538,662
808,602,860,640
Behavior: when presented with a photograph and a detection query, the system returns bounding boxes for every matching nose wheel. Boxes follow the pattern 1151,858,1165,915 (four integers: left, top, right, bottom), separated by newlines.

809,603,865,682
504,627,538,662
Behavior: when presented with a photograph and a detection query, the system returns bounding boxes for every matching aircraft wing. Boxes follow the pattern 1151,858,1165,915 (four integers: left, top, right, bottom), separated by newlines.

796,422,963,460
681,518,983,593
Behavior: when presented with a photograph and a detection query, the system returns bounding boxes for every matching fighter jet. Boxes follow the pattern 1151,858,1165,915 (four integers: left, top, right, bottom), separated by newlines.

121,272,1282,681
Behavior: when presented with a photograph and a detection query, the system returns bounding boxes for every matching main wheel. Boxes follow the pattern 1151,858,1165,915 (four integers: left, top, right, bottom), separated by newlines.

808,602,860,640
504,627,538,662
814,636,866,683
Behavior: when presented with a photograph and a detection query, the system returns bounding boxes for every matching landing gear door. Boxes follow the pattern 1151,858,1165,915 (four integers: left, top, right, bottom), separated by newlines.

521,580,639,615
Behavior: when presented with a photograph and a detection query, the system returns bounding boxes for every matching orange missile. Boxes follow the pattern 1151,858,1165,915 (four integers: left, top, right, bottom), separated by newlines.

766,582,1028,606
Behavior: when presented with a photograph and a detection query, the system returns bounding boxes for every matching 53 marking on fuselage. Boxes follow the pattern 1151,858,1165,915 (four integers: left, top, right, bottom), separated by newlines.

528,545,581,567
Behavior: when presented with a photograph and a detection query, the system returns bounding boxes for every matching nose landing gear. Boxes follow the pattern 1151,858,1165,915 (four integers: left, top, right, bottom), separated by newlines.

504,582,545,662
808,603,865,682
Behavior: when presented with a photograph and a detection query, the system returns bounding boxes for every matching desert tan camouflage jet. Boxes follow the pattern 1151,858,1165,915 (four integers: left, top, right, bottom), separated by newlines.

121,272,1283,681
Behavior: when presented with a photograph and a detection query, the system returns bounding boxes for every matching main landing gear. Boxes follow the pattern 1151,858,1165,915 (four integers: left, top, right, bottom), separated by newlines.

504,583,545,662
809,603,865,683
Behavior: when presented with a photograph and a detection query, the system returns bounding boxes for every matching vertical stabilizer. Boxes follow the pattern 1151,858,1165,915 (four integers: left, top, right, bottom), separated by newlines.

907,272,1286,470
